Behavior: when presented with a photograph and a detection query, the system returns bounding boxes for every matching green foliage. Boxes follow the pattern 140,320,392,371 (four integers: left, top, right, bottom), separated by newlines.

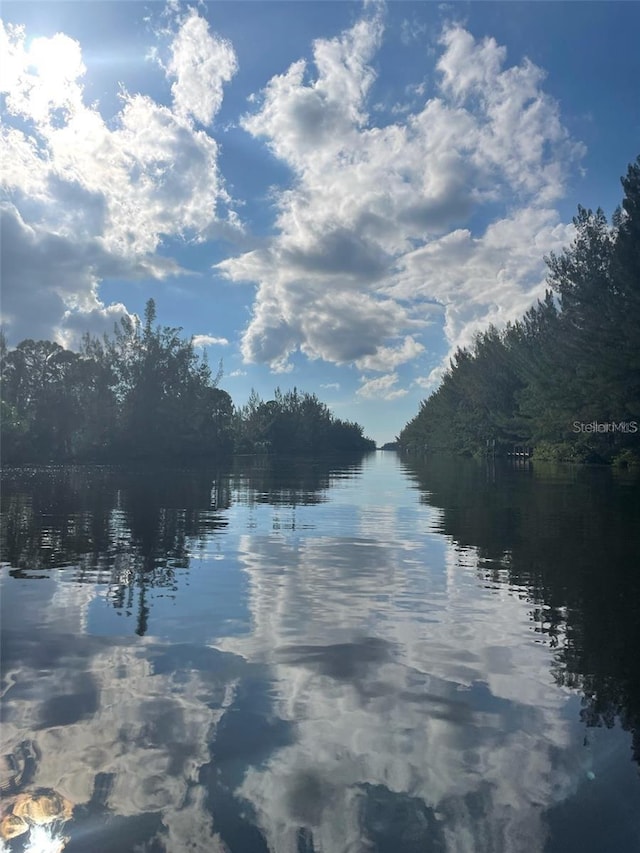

1,300,374,462
532,440,595,464
612,448,640,468
399,156,640,464
234,386,375,455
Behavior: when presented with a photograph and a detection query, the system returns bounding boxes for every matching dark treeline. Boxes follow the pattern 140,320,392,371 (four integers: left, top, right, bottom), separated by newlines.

0,299,375,462
399,157,640,464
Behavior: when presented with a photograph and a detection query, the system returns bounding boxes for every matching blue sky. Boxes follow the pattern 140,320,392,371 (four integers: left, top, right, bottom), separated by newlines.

1,2,639,444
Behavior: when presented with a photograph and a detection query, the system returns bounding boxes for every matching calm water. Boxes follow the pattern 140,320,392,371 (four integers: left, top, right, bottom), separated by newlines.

1,452,639,853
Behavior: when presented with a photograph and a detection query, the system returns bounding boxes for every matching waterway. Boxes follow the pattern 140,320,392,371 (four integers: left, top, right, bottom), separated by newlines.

1,452,639,852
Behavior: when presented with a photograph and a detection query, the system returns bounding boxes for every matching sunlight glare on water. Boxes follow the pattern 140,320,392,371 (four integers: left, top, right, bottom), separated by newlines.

0,826,67,853
23,826,67,853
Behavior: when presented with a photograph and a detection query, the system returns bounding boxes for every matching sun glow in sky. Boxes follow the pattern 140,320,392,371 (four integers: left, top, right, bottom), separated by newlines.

1,1,639,443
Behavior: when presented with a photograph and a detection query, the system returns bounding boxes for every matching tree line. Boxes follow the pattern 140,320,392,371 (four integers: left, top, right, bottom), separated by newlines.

1,299,375,462
399,156,640,464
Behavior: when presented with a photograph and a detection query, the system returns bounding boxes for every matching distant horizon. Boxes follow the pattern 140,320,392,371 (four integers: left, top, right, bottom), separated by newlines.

2,1,639,445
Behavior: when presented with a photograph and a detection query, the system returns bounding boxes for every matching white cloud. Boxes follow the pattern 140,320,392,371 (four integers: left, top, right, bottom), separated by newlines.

414,364,447,394
241,11,383,170
220,13,583,380
0,12,240,346
320,382,340,391
192,334,229,347
165,8,237,126
0,24,85,124
355,335,424,372
357,373,408,401
0,203,140,344
390,208,574,358
2,7,585,384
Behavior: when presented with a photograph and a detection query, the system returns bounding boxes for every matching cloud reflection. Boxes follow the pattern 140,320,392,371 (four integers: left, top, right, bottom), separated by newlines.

3,456,636,852
0,570,243,852
217,528,582,853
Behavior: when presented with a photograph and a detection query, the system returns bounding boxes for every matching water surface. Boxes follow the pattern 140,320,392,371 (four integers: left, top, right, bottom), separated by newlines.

1,453,639,852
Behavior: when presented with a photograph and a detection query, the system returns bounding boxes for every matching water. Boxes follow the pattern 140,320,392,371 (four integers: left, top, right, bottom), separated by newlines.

1,452,639,853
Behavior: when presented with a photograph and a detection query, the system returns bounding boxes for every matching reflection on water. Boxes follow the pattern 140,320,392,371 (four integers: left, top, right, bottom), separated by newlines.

1,453,639,852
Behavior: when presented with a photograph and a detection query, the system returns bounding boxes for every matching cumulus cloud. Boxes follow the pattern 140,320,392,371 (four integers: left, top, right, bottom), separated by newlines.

355,335,424,372
0,12,239,346
2,5,585,389
357,373,408,401
0,26,86,124
241,11,383,169
165,7,237,126
219,12,583,392
192,334,229,347
0,203,138,344
390,208,574,359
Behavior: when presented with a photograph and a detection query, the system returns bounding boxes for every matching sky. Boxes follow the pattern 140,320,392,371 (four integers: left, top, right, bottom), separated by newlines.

1,2,639,445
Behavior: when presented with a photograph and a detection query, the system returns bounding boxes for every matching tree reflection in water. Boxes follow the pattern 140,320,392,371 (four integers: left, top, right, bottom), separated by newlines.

401,454,640,766
1,464,233,636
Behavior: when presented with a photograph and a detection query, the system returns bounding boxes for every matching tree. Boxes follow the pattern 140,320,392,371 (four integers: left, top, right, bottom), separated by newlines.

1,300,236,461
1,339,81,459
107,299,227,457
234,387,374,455
611,156,640,419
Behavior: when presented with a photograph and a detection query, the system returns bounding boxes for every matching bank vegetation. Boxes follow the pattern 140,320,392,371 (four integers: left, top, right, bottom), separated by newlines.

1,300,375,463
